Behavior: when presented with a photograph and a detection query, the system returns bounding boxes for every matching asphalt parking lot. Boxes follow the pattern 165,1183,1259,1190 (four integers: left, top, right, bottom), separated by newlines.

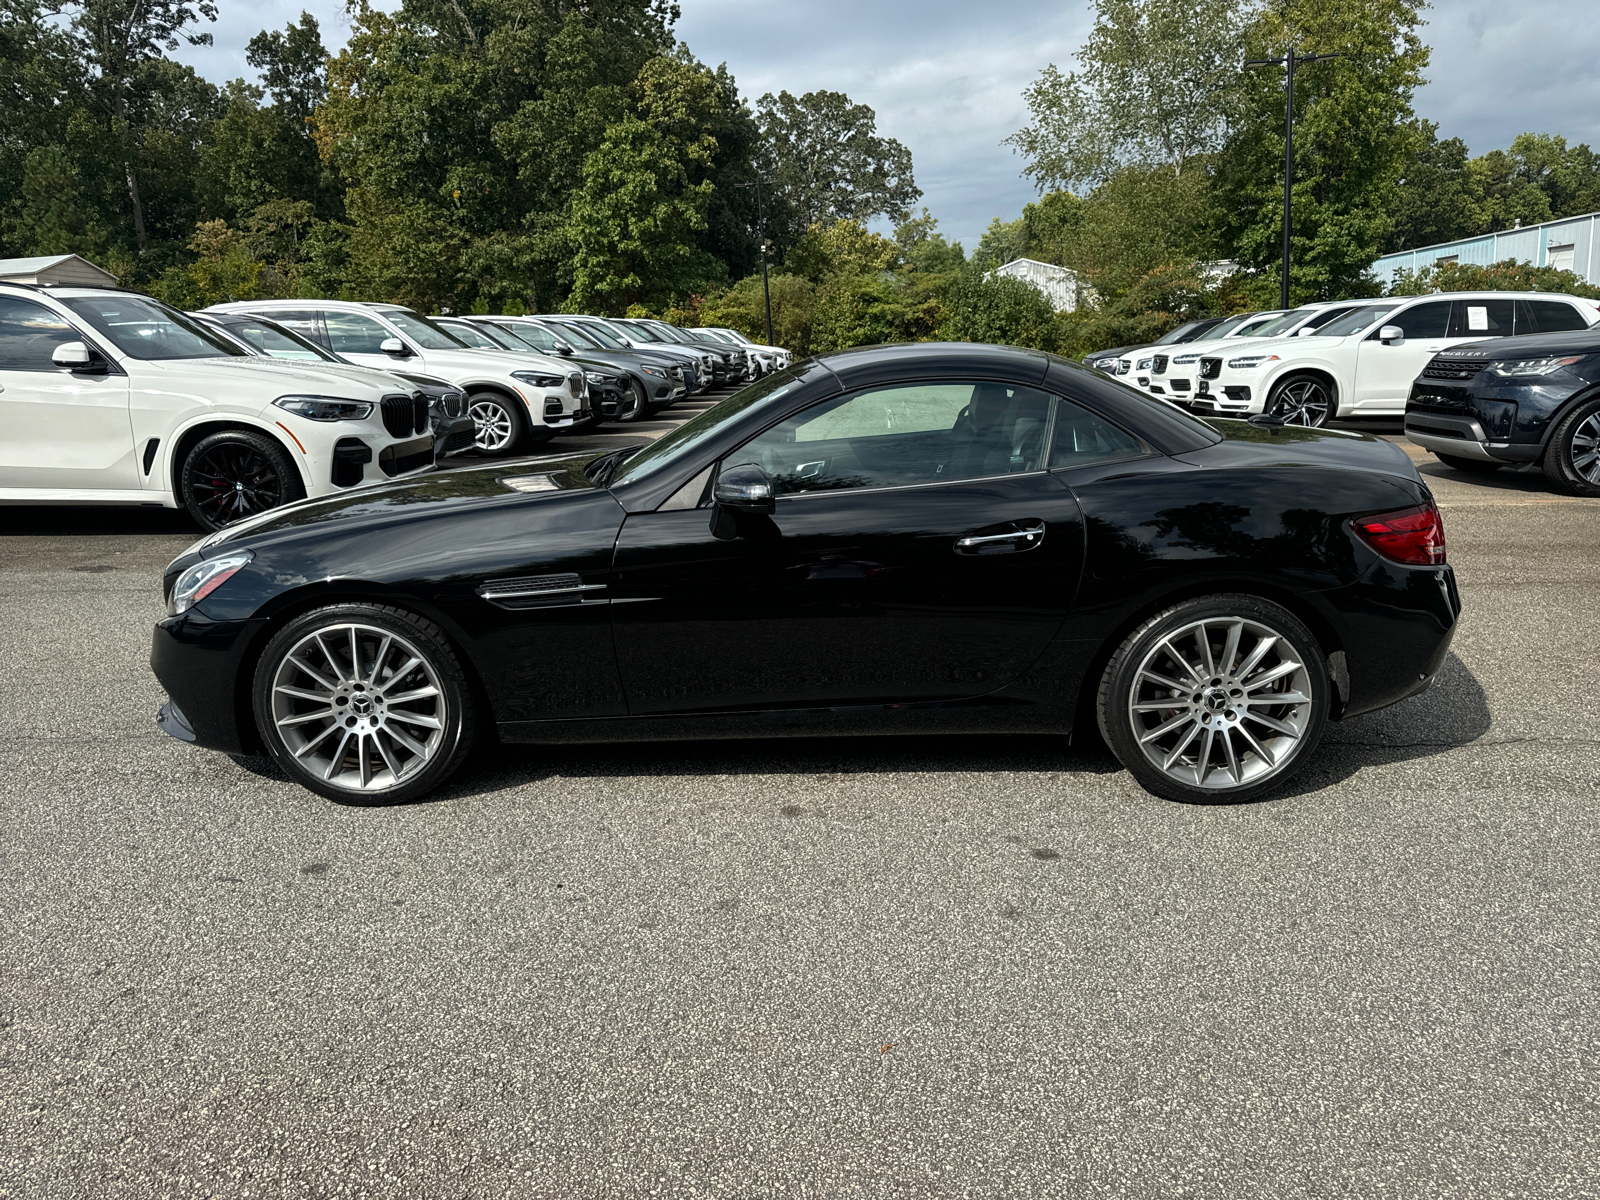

2,405,1597,1198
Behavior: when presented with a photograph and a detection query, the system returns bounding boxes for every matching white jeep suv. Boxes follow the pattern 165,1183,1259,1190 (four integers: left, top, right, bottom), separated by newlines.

207,300,585,456
1199,291,1600,425
0,285,437,530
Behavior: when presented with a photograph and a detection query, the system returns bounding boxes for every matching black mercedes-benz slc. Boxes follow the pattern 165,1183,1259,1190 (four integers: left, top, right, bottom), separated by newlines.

150,343,1459,806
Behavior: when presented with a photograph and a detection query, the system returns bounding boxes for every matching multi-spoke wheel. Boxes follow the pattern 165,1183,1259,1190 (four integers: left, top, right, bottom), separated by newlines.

252,604,478,804
1266,374,1335,427
1098,595,1329,803
1542,399,1600,497
180,430,303,532
467,392,524,456
615,378,649,423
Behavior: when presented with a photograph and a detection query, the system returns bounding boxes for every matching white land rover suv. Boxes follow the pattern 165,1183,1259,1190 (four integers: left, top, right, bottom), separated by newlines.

1199,290,1600,426
0,285,437,530
207,300,586,456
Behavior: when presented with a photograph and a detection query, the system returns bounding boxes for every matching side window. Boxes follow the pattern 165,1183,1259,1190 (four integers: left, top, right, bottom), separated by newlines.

0,297,80,371
322,310,393,354
1050,398,1144,467
734,382,1055,496
1526,299,1590,334
1393,301,1451,339
267,309,327,347
1446,299,1513,338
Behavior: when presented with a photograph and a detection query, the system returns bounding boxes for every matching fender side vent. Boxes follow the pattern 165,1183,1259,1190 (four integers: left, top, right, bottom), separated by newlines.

142,437,160,476
476,573,606,609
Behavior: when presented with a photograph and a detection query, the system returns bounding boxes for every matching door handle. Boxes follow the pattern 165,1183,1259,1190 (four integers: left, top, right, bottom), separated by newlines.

954,518,1046,555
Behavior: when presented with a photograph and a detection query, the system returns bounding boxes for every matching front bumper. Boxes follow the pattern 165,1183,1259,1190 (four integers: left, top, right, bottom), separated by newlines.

151,612,269,755
432,414,477,458
1404,412,1541,463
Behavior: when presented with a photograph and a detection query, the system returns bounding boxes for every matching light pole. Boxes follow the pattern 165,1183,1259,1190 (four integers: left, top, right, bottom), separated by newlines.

737,179,775,346
1245,46,1340,309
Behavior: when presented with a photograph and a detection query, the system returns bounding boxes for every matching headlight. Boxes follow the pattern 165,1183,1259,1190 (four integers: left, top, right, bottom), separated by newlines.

1172,355,1199,366
1091,357,1118,370
168,550,253,616
584,371,615,385
1136,357,1154,370
1484,355,1584,377
272,396,374,421
511,371,563,388
1226,354,1282,370
640,365,666,378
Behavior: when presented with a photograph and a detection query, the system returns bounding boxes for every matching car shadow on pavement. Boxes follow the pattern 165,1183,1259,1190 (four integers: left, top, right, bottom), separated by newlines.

0,506,200,536
257,651,1490,810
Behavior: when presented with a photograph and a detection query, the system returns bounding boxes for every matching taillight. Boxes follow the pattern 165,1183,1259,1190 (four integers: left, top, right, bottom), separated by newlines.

1353,503,1446,566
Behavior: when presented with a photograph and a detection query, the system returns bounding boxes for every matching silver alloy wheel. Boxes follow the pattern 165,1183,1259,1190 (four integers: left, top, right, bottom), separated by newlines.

1269,379,1332,427
1127,616,1313,790
1570,412,1600,483
469,398,515,451
269,622,448,793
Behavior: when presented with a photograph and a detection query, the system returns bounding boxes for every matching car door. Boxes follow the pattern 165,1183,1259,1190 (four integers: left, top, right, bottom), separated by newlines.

1352,299,1454,409
0,295,134,493
610,380,1087,714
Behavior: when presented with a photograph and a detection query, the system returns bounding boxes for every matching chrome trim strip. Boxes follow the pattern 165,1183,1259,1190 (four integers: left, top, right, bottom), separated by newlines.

478,583,606,600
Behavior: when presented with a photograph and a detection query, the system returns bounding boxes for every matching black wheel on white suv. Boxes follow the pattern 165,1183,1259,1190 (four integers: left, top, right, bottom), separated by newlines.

1266,374,1335,427
1541,397,1600,497
181,429,304,532
1097,595,1330,804
251,603,479,805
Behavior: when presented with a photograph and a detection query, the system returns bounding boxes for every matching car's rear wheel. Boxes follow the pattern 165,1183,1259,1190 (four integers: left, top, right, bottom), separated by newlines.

615,378,650,423
467,392,525,456
252,604,478,805
1098,595,1330,804
1435,452,1503,474
1541,399,1600,497
181,429,304,532
1266,374,1334,427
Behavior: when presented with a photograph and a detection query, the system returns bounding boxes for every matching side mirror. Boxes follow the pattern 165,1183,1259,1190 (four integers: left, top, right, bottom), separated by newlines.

379,337,412,357
1296,327,1315,336
53,341,93,368
554,342,574,356
1378,325,1404,344
714,462,775,514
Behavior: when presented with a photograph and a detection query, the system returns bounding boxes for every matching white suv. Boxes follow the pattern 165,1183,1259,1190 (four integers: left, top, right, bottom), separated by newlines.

0,285,437,530
207,300,586,455
1200,291,1600,425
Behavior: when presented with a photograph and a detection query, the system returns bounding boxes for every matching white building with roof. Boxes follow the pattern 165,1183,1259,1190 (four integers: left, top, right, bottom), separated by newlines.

1372,212,1599,289
0,254,119,287
989,257,1088,313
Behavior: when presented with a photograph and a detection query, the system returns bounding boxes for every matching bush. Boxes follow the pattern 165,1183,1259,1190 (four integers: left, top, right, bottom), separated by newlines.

696,272,818,354
939,269,1058,350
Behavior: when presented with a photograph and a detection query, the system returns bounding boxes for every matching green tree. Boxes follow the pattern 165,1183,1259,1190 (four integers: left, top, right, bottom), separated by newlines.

1007,0,1247,190
939,269,1058,350
757,89,921,235
1388,257,1600,300
1214,0,1429,302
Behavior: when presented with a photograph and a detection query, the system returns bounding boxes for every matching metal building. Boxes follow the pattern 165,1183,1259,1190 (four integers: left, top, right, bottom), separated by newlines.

0,254,119,287
989,257,1087,313
1372,212,1599,289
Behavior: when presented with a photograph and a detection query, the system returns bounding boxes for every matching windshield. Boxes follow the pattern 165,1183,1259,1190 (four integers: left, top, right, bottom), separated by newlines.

441,321,504,350
651,324,695,344
1241,309,1320,339
1313,303,1400,338
699,329,736,344
573,321,631,350
491,322,557,352
220,318,335,361
62,296,245,360
1154,320,1207,345
1205,314,1256,339
621,322,668,343
612,373,806,485
1231,311,1287,336
545,322,599,350
386,310,466,349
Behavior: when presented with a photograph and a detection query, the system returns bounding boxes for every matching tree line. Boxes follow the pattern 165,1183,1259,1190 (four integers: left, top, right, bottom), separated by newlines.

4,0,1598,360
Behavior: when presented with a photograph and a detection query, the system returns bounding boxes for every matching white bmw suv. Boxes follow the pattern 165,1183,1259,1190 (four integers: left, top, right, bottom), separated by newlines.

0,285,438,530
207,300,586,455
1198,291,1600,426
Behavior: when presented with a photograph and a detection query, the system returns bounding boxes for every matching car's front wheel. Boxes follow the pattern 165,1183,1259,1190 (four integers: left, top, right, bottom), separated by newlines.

1541,398,1600,497
467,392,526,456
1098,595,1330,804
181,429,304,532
1265,374,1335,427
252,603,479,804
615,378,650,423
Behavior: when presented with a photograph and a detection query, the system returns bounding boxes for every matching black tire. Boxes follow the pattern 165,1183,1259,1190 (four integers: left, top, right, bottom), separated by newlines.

466,391,527,457
252,603,479,805
1540,397,1600,497
1097,594,1330,804
615,378,650,423
181,429,304,532
1265,373,1336,427
1435,452,1503,475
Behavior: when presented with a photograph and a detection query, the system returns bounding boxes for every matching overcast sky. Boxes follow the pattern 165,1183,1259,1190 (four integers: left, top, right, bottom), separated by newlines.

172,0,1600,253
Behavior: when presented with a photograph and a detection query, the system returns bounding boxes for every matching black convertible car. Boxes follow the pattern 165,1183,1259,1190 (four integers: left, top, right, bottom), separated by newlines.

151,343,1459,805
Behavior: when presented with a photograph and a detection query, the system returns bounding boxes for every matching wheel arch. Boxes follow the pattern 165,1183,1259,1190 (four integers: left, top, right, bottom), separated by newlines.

1532,382,1600,452
228,580,496,756
1262,365,1341,414
1070,575,1350,741
166,417,312,498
